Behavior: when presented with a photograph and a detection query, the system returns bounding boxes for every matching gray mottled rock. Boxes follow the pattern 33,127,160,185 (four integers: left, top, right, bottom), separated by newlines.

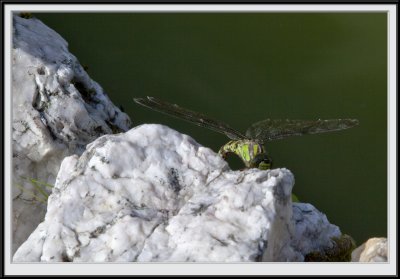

12,14,132,254
351,237,388,262
13,124,343,262
291,203,341,257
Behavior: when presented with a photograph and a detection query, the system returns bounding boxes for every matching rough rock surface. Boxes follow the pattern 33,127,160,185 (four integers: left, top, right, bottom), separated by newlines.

291,203,342,258
12,14,131,254
13,124,342,262
351,237,388,262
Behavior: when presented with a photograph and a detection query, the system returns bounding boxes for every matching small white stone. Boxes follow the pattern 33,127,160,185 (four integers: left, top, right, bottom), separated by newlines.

351,237,387,262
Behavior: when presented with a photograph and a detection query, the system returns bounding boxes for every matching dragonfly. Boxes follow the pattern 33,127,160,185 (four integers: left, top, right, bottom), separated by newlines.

134,96,359,170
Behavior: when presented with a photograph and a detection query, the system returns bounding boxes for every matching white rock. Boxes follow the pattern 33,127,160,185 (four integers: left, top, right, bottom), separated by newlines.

12,14,132,254
13,124,343,262
351,237,388,262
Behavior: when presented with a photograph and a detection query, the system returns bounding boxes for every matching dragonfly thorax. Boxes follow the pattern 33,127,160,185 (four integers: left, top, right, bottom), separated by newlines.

218,140,272,170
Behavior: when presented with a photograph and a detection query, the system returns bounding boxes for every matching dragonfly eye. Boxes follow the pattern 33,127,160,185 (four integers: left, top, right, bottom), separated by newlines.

251,154,272,170
258,160,272,170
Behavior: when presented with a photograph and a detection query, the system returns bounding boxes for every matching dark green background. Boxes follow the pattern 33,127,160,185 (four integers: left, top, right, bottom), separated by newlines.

34,13,387,245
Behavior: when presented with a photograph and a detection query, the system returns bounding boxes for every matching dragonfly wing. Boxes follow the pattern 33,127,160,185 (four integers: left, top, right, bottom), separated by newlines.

134,96,246,140
245,118,359,142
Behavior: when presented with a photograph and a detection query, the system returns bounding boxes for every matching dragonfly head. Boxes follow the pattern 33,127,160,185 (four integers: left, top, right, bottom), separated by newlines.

250,153,273,170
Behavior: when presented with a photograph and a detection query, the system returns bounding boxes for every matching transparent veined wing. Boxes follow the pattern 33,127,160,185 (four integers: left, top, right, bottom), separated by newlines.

245,118,359,143
134,96,247,140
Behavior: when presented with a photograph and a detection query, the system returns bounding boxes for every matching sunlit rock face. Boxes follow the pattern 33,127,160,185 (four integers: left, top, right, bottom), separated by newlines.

12,14,131,254
13,124,342,262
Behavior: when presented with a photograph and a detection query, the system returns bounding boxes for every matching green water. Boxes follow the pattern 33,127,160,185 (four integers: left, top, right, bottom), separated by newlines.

33,12,387,245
